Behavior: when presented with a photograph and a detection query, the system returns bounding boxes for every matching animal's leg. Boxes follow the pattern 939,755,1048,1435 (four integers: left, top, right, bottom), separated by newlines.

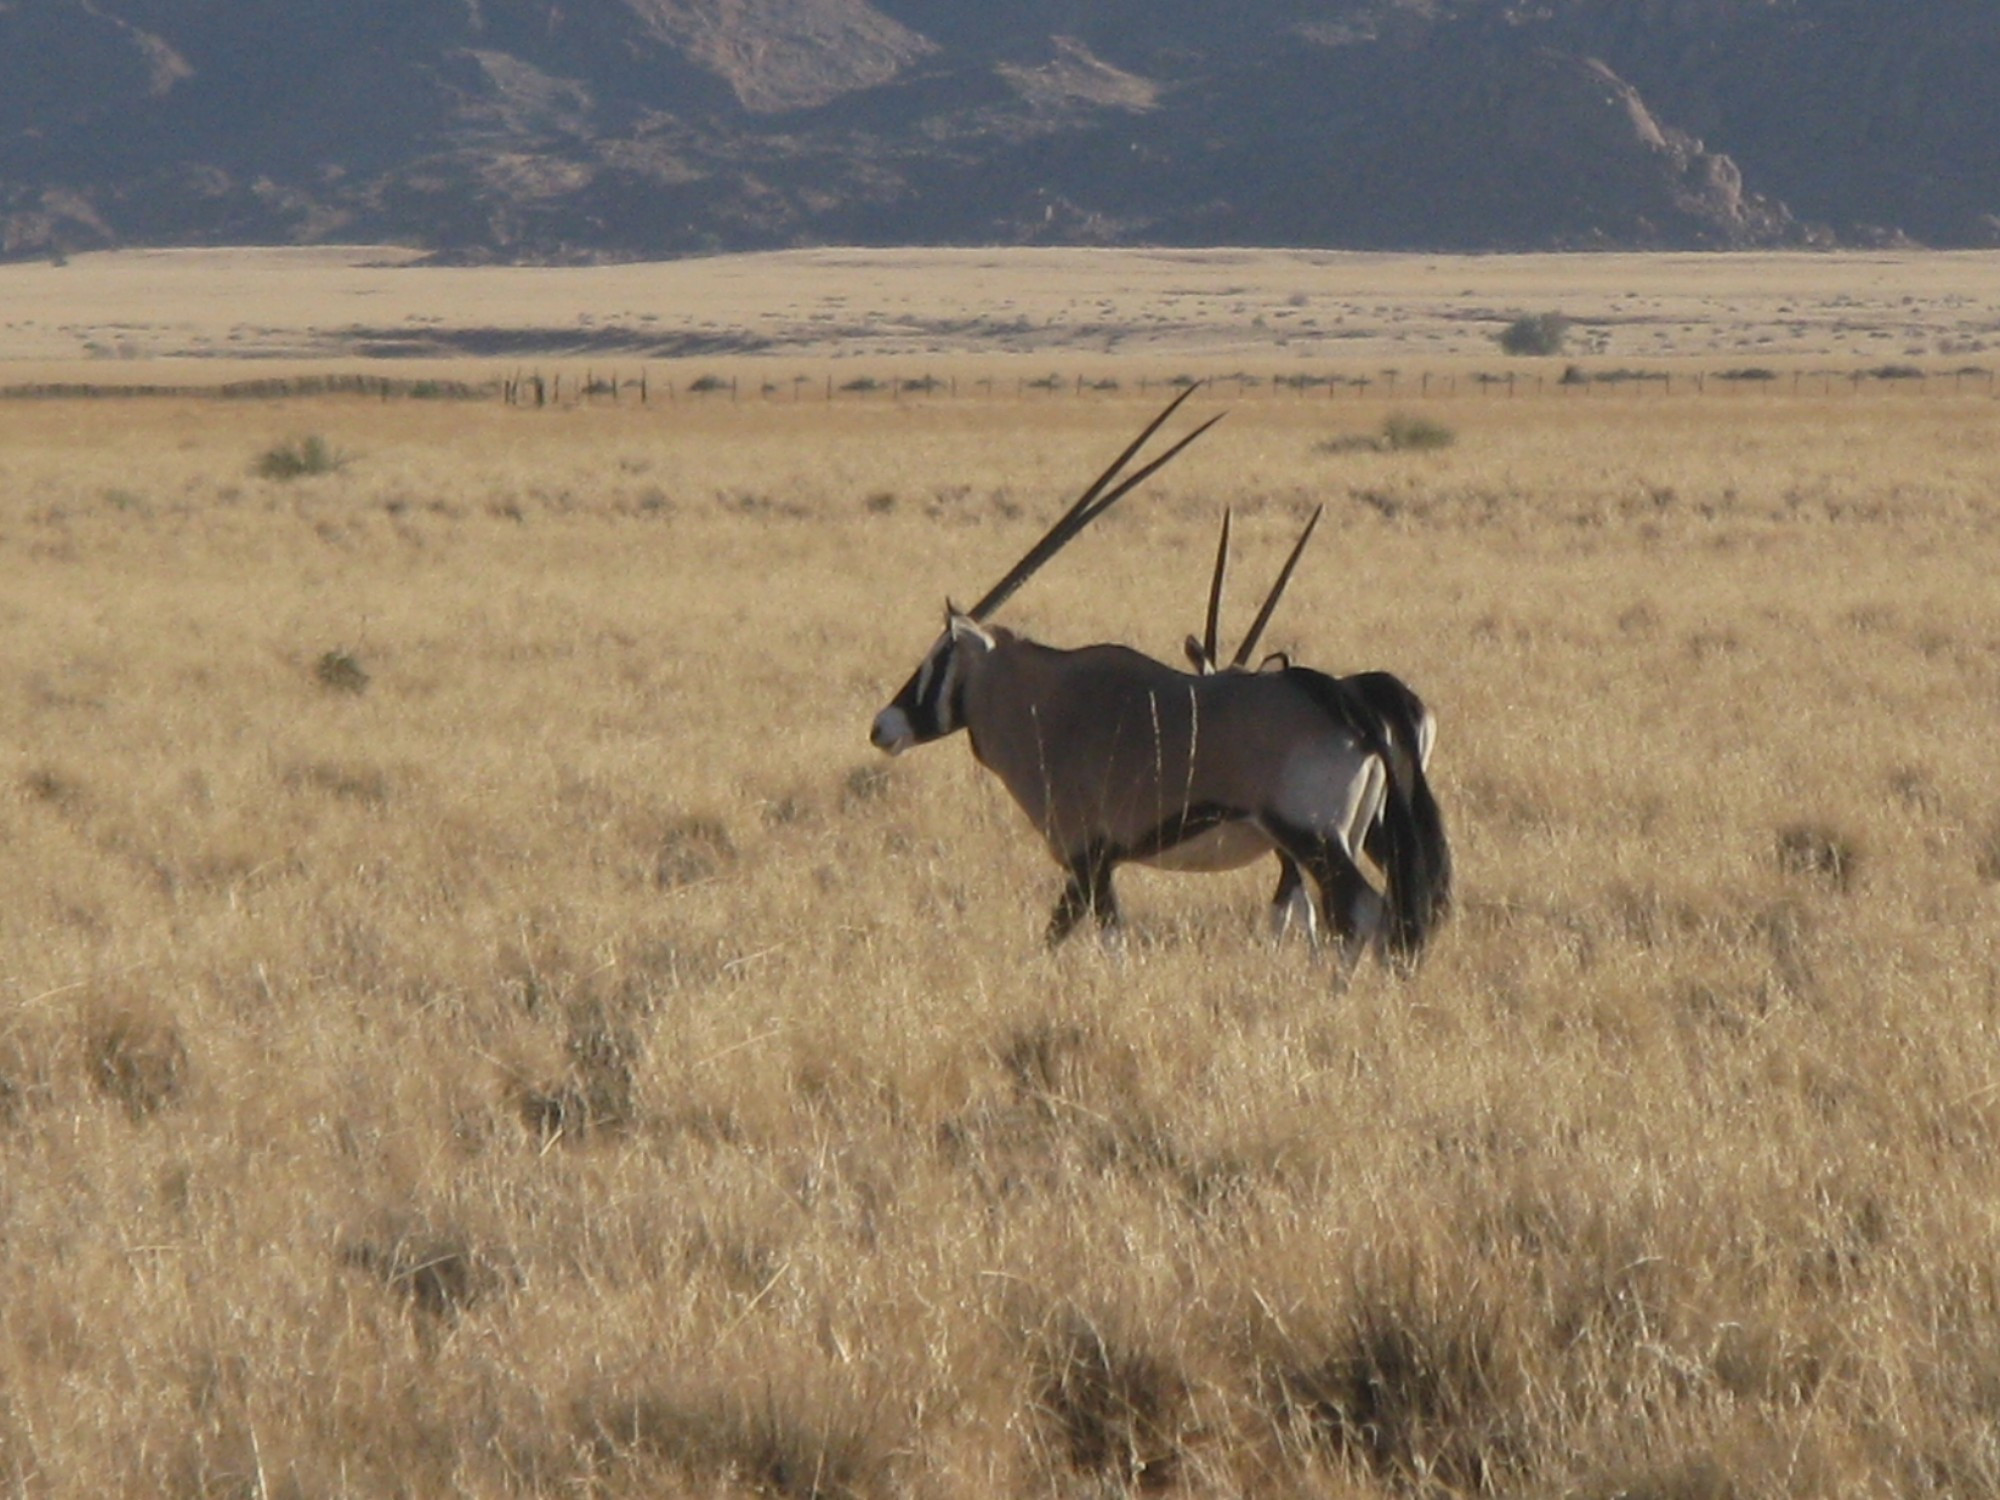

1267,825,1382,969
1047,847,1120,947
1268,854,1318,942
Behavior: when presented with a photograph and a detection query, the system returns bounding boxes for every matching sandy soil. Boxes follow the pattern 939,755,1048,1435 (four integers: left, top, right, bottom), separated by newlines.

3,245,1998,382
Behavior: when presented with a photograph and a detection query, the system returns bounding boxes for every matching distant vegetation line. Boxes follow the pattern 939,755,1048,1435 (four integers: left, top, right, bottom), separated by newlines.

7,365,1992,407
0,374,486,402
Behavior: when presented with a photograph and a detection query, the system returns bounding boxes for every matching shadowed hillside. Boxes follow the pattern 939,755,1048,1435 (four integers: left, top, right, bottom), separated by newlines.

1,0,1995,259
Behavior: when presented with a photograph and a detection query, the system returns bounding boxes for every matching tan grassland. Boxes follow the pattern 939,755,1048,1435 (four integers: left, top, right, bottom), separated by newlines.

3,252,2000,1496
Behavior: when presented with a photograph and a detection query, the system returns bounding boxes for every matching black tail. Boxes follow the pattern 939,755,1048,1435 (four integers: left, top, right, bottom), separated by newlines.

1292,669,1453,966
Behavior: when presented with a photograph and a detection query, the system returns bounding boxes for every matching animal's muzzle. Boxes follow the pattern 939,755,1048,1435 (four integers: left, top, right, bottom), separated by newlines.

870,707,913,755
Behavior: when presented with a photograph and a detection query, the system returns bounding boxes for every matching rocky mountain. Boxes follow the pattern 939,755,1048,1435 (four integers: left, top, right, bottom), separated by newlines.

1,0,1995,260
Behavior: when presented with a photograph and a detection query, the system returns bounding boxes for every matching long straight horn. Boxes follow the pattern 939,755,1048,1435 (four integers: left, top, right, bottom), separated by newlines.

967,385,1216,622
1200,508,1232,671
1230,504,1324,669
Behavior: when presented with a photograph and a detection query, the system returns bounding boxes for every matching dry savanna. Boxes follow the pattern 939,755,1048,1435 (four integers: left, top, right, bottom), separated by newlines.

3,250,2000,1496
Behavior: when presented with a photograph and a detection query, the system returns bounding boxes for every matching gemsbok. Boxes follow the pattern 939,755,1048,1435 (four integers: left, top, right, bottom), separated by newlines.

868,390,1452,968
1183,505,1451,945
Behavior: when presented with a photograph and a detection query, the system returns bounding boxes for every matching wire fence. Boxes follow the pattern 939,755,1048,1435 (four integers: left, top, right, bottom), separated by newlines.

500,364,2000,407
4,364,1992,406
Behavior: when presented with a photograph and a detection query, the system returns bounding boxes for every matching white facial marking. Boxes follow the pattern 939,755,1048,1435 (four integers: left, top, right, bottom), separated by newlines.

930,650,959,734
870,706,914,755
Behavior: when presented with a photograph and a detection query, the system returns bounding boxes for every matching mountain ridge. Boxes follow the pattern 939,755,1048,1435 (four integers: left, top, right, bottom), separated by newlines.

2,0,1994,261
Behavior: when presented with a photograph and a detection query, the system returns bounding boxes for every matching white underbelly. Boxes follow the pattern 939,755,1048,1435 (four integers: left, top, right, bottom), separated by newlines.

1136,821,1274,873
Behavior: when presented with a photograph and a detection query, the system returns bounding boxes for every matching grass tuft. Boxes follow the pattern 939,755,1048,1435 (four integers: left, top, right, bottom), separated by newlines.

1775,823,1861,891
87,1006,188,1120
339,1222,517,1320
996,1017,1094,1104
313,647,370,693
655,814,736,888
1258,1272,1525,1492
839,764,893,811
1032,1309,1191,1491
21,765,85,809
581,1378,893,1499
254,433,348,479
1976,819,2000,883
1318,412,1456,455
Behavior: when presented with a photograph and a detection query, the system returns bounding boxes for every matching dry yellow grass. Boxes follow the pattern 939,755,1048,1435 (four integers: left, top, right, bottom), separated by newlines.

3,365,1999,1496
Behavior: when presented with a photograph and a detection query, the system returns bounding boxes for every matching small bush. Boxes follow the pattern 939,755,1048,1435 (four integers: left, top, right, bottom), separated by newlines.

254,434,348,480
1498,312,1570,357
314,648,369,694
1381,413,1456,451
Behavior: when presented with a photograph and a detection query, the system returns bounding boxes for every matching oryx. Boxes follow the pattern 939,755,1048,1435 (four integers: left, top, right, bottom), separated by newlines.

1183,506,1451,945
868,391,1451,967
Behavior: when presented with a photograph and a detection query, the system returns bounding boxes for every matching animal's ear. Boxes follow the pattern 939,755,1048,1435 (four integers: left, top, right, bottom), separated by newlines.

947,611,995,649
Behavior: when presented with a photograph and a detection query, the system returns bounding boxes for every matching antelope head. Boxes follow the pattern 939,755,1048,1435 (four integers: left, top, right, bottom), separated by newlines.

871,387,1219,754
